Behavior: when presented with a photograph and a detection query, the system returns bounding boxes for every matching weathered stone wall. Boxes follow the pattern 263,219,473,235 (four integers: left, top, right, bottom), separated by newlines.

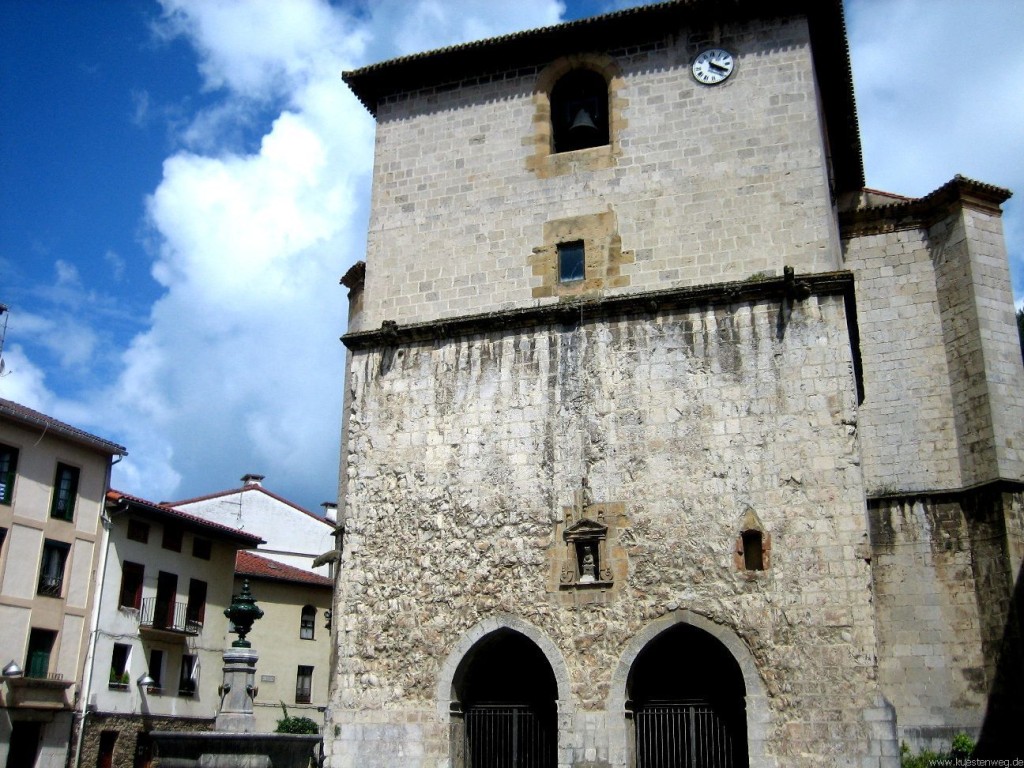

327,293,892,766
842,225,962,494
360,15,840,328
867,495,988,750
842,202,1024,495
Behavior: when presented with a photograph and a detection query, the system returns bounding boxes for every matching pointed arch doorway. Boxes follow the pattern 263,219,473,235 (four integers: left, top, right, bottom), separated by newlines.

451,628,558,768
627,623,749,768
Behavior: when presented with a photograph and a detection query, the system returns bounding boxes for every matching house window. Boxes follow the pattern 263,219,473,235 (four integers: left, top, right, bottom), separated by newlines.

26,628,57,678
186,579,207,631
557,240,585,282
38,540,70,596
127,518,150,543
300,606,316,640
0,443,18,505
178,654,197,696
109,643,131,688
148,649,164,691
550,68,609,153
162,524,183,552
50,463,79,521
119,561,144,609
295,665,313,704
192,537,211,560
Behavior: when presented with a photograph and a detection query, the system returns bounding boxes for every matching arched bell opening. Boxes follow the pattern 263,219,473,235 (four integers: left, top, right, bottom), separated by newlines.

450,628,558,768
626,623,749,768
550,68,610,153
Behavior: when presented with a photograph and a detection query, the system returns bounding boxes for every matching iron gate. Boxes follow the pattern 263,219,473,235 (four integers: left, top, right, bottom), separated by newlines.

635,701,741,768
464,704,555,768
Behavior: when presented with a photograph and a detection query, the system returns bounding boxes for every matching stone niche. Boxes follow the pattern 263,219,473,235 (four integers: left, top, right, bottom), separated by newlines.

548,485,628,605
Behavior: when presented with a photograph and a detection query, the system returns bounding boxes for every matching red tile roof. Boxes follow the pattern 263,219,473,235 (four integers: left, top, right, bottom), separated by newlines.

235,550,332,587
0,397,127,456
107,489,263,547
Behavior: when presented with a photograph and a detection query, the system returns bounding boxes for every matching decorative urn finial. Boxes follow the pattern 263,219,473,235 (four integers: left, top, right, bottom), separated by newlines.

224,579,264,648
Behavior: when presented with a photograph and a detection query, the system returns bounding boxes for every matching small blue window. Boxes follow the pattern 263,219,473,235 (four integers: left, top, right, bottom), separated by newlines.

558,241,585,282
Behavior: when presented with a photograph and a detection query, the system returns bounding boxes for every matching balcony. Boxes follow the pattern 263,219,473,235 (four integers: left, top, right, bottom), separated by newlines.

3,673,74,710
139,598,202,636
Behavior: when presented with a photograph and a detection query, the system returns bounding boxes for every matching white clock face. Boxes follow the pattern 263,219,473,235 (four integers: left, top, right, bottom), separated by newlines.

692,48,735,85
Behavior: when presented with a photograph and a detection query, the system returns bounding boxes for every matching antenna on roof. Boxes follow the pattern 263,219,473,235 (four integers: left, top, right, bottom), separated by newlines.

0,304,8,377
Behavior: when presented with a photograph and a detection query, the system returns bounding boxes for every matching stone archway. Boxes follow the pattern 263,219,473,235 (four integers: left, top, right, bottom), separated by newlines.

436,615,573,768
607,611,774,768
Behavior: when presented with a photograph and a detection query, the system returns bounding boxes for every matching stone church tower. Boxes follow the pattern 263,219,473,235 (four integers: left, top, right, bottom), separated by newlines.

327,1,1024,765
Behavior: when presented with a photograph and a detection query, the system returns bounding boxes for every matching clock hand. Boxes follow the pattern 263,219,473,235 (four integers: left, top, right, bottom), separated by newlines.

709,61,729,73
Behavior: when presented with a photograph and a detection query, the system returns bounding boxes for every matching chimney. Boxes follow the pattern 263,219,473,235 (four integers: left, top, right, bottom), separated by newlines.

241,473,265,487
321,502,338,524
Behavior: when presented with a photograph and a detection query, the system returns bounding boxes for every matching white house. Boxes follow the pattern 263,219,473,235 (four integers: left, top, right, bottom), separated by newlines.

76,490,261,768
167,474,335,577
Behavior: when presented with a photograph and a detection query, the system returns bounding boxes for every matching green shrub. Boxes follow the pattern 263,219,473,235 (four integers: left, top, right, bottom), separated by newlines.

274,701,320,735
901,733,975,767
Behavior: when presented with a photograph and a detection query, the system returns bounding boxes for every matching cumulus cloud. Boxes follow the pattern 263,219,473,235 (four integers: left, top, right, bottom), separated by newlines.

87,0,567,506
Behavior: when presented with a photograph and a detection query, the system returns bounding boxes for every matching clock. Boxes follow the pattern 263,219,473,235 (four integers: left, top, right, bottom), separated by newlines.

692,48,735,85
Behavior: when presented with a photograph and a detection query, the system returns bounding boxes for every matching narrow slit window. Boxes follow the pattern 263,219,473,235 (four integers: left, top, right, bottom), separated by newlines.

558,241,585,282
742,530,764,571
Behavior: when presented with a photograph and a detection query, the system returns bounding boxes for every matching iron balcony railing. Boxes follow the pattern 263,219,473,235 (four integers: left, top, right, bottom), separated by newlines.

139,597,202,635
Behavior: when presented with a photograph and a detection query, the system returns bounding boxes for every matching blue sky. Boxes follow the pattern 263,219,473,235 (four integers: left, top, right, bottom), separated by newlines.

1,0,1022,513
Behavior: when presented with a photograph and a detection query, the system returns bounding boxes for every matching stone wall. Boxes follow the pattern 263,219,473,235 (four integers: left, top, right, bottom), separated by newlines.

77,712,213,768
360,15,840,328
327,289,893,766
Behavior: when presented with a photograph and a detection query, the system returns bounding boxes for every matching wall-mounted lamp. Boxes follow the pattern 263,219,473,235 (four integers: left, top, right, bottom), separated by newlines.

2,661,23,677
137,673,156,689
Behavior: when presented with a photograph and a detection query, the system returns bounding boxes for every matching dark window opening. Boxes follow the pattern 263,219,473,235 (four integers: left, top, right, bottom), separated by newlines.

186,579,207,631
178,654,197,696
192,537,211,560
148,649,164,690
26,628,57,678
161,524,183,552
628,624,748,768
551,69,609,153
295,665,313,703
51,463,79,520
119,561,144,609
127,519,149,543
0,443,18,505
38,540,69,596
742,530,764,571
97,730,118,768
558,240,585,282
110,643,131,688
300,606,316,640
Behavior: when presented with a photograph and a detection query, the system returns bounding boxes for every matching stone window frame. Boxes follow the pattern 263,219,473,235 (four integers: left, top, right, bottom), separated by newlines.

526,53,627,178
733,508,771,574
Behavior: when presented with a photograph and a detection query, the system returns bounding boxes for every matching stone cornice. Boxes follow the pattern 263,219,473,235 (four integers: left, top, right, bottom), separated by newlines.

342,269,854,351
840,175,1013,238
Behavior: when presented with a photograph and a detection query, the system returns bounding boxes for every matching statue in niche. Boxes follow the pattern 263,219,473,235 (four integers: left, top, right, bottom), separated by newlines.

580,545,596,583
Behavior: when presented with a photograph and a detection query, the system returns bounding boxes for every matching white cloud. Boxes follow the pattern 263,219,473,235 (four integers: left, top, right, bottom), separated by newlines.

846,0,1024,303
79,0,567,507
